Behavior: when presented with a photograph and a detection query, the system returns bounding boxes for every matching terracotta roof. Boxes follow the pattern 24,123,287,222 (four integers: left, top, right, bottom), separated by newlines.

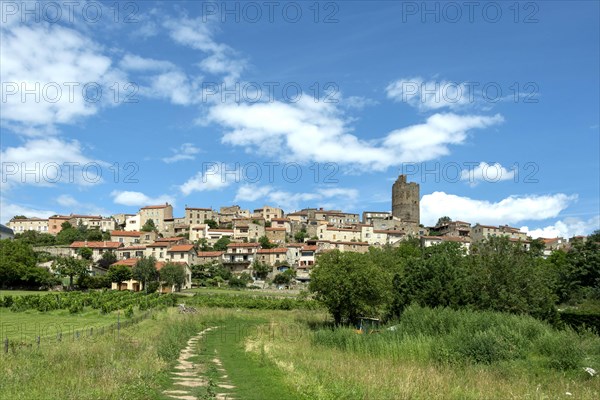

319,240,369,246
186,207,212,211
147,242,169,248
155,261,187,270
474,224,499,229
111,230,142,237
266,227,286,231
70,241,123,249
141,204,170,209
257,248,288,254
10,217,48,222
301,245,317,251
118,245,147,250
70,214,102,219
197,251,224,257
167,244,195,252
227,242,261,248
111,258,140,267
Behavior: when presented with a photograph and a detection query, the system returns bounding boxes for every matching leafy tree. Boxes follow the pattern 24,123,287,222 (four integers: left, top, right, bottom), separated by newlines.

98,250,117,270
14,230,56,246
213,236,231,251
56,224,84,245
0,239,38,287
196,238,211,251
12,215,27,219
132,256,158,292
392,242,469,317
204,219,218,229
77,247,93,260
258,235,276,249
273,273,291,285
466,237,557,321
310,251,391,325
436,216,452,226
141,219,156,232
252,260,271,280
86,229,103,241
229,272,252,288
53,256,90,289
160,262,187,292
294,228,308,243
107,264,132,288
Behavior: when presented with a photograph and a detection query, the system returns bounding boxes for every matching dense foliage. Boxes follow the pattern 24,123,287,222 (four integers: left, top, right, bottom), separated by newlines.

188,293,320,310
0,290,177,314
310,234,599,326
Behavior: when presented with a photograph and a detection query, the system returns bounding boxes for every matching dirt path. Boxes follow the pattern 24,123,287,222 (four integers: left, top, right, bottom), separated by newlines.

162,326,237,400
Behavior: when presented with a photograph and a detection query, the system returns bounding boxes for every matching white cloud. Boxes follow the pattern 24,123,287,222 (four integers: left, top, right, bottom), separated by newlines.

234,185,359,212
162,143,201,163
0,23,125,133
210,98,503,170
0,197,56,224
386,77,472,111
56,194,79,207
461,162,516,185
420,191,577,226
111,191,175,207
521,216,600,239
164,15,245,82
119,54,175,72
179,163,240,196
1,137,103,187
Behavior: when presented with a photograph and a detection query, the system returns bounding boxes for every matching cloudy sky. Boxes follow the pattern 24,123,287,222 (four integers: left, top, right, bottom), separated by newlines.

1,1,598,238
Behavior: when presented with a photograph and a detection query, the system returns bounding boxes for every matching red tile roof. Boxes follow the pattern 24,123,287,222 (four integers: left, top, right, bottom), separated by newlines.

301,245,317,251
141,204,170,209
111,258,140,267
155,261,187,270
118,245,147,250
70,241,122,249
227,243,261,248
257,248,288,254
167,244,195,252
155,237,183,242
147,242,169,248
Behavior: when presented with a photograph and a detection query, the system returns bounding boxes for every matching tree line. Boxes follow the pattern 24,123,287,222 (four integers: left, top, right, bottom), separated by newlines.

309,232,600,325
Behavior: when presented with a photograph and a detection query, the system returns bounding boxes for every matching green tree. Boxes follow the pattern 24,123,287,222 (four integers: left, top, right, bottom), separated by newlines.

107,264,132,288
310,251,391,325
196,238,211,251
98,250,117,270
132,256,158,292
141,219,156,232
86,229,103,241
436,216,452,226
393,242,469,316
0,239,38,287
53,256,90,289
252,260,271,280
204,219,218,229
160,262,187,292
294,228,308,243
77,247,93,260
466,236,557,321
229,272,252,288
258,235,276,249
273,272,291,285
213,236,231,251
14,230,56,246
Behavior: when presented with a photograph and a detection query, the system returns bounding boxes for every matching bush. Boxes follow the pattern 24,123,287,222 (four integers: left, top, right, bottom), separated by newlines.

536,330,585,370
125,305,134,318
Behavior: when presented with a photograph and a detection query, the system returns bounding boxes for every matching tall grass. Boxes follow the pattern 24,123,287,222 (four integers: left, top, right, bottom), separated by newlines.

312,305,598,370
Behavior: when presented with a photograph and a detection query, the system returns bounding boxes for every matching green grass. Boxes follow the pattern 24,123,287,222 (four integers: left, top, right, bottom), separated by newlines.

0,290,47,297
189,316,306,400
0,307,123,341
182,286,302,298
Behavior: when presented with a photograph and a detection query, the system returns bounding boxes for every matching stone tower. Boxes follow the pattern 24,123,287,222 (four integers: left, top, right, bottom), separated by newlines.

392,175,420,224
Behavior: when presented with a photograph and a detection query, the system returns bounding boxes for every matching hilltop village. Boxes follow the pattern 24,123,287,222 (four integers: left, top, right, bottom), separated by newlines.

4,175,577,290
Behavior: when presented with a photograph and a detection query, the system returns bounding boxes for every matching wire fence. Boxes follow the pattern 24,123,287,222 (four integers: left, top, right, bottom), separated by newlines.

2,310,154,355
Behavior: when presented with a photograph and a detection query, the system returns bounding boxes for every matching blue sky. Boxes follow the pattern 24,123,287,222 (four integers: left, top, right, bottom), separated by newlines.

1,0,599,238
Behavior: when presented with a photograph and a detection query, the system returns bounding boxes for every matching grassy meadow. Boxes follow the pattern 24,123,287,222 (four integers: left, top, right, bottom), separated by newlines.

1,302,599,399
